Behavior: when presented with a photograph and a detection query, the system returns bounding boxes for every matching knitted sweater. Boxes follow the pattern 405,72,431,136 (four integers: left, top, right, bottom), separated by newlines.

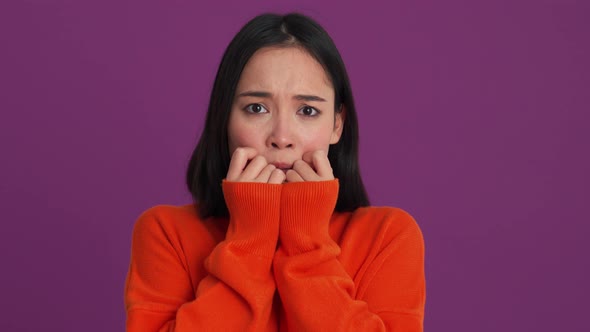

124,179,425,331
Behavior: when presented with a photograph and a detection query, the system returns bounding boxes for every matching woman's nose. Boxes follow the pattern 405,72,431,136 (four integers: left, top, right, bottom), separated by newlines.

267,115,294,149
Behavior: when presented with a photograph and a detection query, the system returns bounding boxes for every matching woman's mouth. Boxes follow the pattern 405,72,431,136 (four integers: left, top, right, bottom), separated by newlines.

272,162,293,172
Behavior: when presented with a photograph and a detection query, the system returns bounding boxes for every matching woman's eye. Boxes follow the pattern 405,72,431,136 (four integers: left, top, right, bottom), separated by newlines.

245,103,268,114
298,106,319,117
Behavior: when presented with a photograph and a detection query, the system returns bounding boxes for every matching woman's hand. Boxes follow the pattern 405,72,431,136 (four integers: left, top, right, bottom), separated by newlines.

285,150,334,183
226,147,286,184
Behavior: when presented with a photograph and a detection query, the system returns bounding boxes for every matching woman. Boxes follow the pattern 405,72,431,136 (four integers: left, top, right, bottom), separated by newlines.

125,12,425,331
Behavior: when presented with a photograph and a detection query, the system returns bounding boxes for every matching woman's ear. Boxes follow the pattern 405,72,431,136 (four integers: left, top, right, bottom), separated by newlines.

330,104,346,144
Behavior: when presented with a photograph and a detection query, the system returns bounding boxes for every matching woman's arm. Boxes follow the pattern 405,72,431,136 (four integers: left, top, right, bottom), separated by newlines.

273,179,426,331
125,181,281,332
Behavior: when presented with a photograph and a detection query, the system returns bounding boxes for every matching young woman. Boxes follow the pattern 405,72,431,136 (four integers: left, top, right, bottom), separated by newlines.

125,12,426,331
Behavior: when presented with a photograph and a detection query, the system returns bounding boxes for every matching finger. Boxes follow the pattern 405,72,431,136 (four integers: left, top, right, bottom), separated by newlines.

268,168,286,184
240,155,268,181
286,169,304,183
292,159,320,181
227,147,258,181
301,150,317,171
311,150,333,179
255,164,276,183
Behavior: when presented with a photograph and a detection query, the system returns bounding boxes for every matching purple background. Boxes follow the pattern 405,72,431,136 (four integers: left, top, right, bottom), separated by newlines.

1,0,588,331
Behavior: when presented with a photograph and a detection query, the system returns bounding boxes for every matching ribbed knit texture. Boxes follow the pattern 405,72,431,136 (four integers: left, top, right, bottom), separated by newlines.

279,180,339,255
221,180,281,256
125,180,426,331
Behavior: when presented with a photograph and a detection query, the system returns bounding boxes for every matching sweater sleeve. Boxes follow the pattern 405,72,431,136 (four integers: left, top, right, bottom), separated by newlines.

273,180,425,331
125,181,281,332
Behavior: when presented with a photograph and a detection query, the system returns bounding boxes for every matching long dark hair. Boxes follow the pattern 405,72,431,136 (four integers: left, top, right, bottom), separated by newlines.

186,13,370,218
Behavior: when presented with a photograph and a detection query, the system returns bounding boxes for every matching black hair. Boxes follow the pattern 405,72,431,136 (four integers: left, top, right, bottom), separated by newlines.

186,12,370,218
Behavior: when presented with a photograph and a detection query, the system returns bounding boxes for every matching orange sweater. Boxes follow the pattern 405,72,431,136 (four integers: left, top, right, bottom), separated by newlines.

125,180,425,331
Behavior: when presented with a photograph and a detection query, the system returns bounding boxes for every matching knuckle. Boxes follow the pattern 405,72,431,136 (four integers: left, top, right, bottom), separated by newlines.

232,147,245,159
314,150,325,161
253,155,266,163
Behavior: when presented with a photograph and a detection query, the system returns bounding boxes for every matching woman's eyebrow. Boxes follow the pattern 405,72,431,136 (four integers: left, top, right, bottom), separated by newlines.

294,94,326,102
236,91,271,98
236,91,326,102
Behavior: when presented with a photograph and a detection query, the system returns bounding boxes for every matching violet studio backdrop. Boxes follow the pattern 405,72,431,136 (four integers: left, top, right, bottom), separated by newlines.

1,0,588,331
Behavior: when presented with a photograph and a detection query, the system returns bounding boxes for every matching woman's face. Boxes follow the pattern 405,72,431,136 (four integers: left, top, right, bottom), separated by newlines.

228,46,343,170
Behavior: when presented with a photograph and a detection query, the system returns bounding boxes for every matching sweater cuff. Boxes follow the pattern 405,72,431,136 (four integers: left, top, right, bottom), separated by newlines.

222,180,282,256
279,179,339,254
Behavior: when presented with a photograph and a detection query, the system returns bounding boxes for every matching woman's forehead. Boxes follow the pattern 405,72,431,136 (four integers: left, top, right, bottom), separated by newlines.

236,47,334,99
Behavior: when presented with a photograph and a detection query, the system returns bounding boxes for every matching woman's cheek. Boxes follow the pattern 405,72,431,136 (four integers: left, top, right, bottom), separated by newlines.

300,129,333,152
228,124,263,152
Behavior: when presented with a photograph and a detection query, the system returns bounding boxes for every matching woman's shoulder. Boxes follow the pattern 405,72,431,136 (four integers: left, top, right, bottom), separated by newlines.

136,203,198,220
131,203,225,241
340,205,423,243
350,205,419,226
133,204,198,227
332,206,424,274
